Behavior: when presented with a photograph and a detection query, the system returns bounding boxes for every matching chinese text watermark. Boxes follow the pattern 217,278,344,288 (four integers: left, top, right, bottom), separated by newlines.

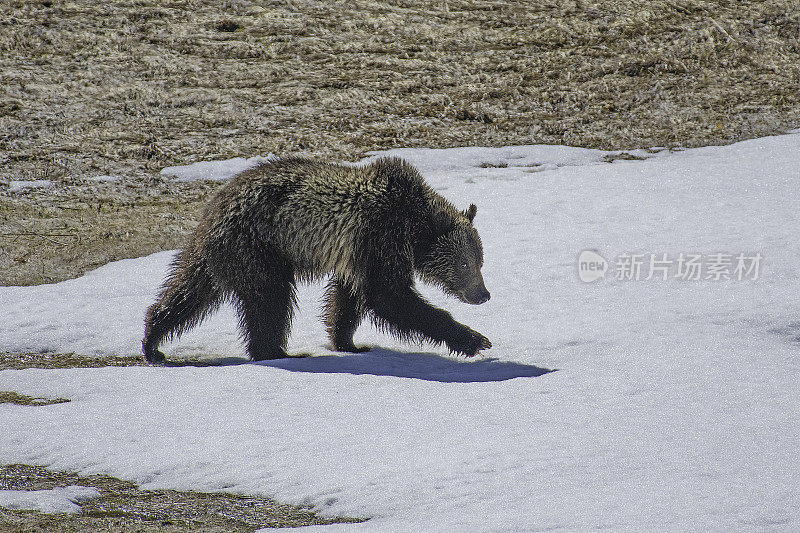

578,251,761,282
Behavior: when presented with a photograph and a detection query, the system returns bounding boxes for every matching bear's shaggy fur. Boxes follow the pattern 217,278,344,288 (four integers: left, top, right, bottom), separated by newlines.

142,157,491,363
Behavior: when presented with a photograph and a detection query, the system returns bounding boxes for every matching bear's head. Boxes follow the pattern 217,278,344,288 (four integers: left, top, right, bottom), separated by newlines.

418,204,491,305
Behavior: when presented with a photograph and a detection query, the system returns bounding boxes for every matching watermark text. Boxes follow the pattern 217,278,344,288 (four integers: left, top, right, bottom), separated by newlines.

578,251,761,282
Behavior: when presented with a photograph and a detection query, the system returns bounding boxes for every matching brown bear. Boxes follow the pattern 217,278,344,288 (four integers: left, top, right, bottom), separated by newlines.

142,156,491,363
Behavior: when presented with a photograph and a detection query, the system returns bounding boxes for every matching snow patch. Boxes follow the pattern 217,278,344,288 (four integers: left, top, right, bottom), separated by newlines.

160,155,274,181
8,180,52,192
0,486,101,514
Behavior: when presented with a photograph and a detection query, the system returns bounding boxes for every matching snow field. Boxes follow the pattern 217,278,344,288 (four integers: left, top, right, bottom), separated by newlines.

2,134,799,530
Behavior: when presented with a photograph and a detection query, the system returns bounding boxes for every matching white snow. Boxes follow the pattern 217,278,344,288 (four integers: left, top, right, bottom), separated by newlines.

8,179,52,192
361,144,655,174
161,155,274,181
2,133,800,531
0,486,100,514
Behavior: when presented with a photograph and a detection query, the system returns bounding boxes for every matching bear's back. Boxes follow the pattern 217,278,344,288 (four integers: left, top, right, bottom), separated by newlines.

208,157,430,280
231,156,429,221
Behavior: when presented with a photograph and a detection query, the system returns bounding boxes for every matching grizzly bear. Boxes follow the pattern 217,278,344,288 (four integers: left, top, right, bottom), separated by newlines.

142,156,491,363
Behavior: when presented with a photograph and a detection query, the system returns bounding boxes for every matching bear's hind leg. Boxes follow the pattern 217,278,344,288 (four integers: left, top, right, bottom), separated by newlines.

323,278,370,353
143,252,222,364
233,272,297,361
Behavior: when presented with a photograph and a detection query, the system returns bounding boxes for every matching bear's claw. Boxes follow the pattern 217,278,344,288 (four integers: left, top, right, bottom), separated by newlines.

447,326,492,357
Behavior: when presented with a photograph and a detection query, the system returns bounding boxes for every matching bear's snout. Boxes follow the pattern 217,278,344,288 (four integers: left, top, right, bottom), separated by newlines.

462,285,491,305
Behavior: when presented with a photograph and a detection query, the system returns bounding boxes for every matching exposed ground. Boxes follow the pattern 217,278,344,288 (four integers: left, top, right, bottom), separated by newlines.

1,1,799,529
2,0,799,285
0,351,218,371
0,464,364,532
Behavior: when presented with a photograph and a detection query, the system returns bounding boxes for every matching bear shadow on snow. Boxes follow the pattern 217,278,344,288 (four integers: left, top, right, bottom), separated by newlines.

160,349,554,383
253,348,555,383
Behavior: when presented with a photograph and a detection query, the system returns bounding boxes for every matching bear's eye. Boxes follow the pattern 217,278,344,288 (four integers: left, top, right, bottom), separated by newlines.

460,262,468,270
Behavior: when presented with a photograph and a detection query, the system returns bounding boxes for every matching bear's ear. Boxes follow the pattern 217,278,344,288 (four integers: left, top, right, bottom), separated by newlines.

463,204,477,223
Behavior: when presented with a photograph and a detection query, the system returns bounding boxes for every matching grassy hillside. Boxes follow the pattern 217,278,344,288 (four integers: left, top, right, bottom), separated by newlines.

1,0,799,285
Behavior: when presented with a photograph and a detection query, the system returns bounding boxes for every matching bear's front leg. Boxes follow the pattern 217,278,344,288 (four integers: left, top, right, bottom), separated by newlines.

365,287,491,357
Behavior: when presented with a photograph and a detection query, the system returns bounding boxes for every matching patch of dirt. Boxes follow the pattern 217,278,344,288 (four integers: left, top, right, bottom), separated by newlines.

601,151,648,162
0,391,69,406
0,352,309,370
1,0,799,286
0,352,149,370
0,464,365,531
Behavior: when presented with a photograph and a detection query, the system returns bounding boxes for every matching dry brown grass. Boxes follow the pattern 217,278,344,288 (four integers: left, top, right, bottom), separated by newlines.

1,0,799,283
0,391,69,406
0,464,363,531
0,351,148,369
0,178,215,285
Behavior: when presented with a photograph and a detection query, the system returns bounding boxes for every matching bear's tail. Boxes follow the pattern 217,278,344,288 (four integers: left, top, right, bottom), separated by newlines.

142,250,222,363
